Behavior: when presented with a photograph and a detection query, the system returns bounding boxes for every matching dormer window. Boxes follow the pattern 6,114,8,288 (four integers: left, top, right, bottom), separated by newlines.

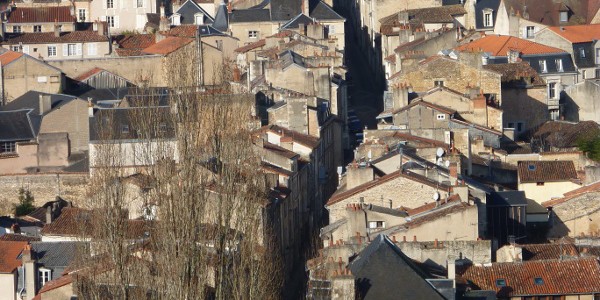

39,268,51,287
560,11,568,22
580,48,586,58
539,60,548,73
483,9,494,27
171,14,181,26
556,59,563,72
194,13,204,25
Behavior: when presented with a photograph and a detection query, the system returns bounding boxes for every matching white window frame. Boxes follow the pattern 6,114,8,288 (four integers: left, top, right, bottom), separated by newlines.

87,43,97,56
67,43,77,56
437,114,446,120
526,26,534,38
560,11,568,22
136,0,144,8
13,25,21,33
556,59,563,72
78,9,86,22
194,13,204,25
107,16,118,28
548,82,557,99
580,48,585,58
248,30,259,38
328,24,336,34
0,142,16,153
10,45,19,52
33,25,42,32
483,9,493,27
539,60,548,73
48,45,57,57
39,268,51,287
368,221,385,229
582,70,587,79
107,0,114,8
171,14,181,26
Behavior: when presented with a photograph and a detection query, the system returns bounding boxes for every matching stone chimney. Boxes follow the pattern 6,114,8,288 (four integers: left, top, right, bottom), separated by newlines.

346,162,374,190
22,244,37,300
301,0,309,16
449,162,458,186
39,94,51,115
472,92,488,127
160,4,165,18
392,83,409,111
447,255,456,288
53,22,60,38
88,98,94,117
45,206,53,224
159,16,170,32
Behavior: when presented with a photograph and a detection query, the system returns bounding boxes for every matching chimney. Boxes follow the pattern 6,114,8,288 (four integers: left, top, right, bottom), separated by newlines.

22,244,37,300
45,206,53,224
447,255,456,287
53,22,60,38
159,16,169,32
88,98,94,117
449,162,458,186
39,94,51,115
160,4,165,17
346,162,374,190
392,83,409,111
301,0,309,16
96,20,105,35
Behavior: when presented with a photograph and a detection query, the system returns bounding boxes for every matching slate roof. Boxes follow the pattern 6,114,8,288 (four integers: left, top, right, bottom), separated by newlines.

474,0,500,30
228,9,271,23
488,191,527,207
280,13,315,30
0,110,36,142
142,36,193,55
517,160,578,183
7,7,74,23
173,0,215,25
0,241,27,273
28,242,81,269
309,0,344,21
379,4,466,25
197,24,227,37
89,106,174,141
270,0,301,21
349,234,446,300
3,31,108,44
456,35,565,56
279,50,308,68
1,91,79,117
533,120,600,149
458,258,600,297
548,24,600,43
212,2,228,31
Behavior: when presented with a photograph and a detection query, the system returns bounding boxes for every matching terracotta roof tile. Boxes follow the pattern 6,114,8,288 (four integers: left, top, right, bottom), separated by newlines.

0,234,40,242
517,160,578,183
406,194,461,216
117,34,156,49
235,39,266,53
262,141,299,159
0,51,23,66
37,274,73,294
483,62,545,85
459,258,600,297
142,36,193,55
533,121,600,149
455,35,566,56
407,201,470,228
3,31,108,44
379,5,466,25
7,7,74,23
74,67,104,81
0,241,27,273
259,124,320,149
548,24,600,43
518,243,580,260
162,25,197,38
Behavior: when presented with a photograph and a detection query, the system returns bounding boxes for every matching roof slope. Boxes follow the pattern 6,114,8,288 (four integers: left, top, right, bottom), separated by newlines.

456,35,566,56
0,51,24,66
543,180,600,207
547,24,600,43
3,31,108,44
7,7,74,23
228,9,271,23
0,241,27,273
30,242,82,268
459,258,600,297
517,160,578,183
309,0,344,20
142,36,194,55
380,4,466,24
173,0,215,24
349,234,445,300
0,110,35,142
533,120,600,149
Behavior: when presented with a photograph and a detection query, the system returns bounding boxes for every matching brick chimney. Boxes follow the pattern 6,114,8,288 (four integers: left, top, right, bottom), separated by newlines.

392,83,409,111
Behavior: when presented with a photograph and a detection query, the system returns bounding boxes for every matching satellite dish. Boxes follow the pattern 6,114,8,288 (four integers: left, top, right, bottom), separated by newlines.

444,160,451,168
337,166,343,175
433,192,440,201
436,147,445,157
437,157,444,166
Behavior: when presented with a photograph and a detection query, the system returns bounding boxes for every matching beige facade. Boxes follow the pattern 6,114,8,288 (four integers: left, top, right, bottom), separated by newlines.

2,40,111,61
520,181,581,204
6,22,76,34
229,21,279,45
545,189,600,238
89,0,158,33
0,272,17,300
39,99,90,152
1,55,64,103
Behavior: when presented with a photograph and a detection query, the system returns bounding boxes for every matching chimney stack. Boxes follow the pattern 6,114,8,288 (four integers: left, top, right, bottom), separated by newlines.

447,255,456,288
45,206,53,224
39,94,51,115
160,4,165,18
53,22,60,38
22,244,37,300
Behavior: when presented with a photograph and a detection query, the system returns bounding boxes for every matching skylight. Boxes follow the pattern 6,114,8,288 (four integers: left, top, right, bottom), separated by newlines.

496,279,507,287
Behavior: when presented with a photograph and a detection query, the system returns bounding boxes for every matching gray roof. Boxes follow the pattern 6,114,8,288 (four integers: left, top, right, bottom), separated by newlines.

279,50,307,68
212,2,229,31
1,91,79,116
30,242,82,268
488,191,527,207
173,0,215,24
270,0,301,21
0,110,36,142
309,0,344,20
349,234,446,300
198,24,227,37
89,106,175,141
229,9,271,23
280,13,315,30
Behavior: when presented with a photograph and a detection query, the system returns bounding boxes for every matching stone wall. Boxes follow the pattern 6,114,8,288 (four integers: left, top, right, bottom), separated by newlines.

0,173,89,215
397,240,492,267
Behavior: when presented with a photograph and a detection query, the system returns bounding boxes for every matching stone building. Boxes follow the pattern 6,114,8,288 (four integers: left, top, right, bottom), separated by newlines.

517,160,581,204
543,181,600,238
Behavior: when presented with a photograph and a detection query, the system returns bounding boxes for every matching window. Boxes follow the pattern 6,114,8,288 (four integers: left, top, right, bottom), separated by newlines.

57,25,62,32
87,43,97,56
526,26,534,38
13,25,21,33
39,268,51,287
37,76,47,83
48,45,57,57
556,59,563,72
528,164,536,171
328,24,336,34
548,82,557,99
33,25,42,32
583,70,587,79
560,11,568,22
534,277,544,285
508,122,514,128
67,44,77,56
537,182,545,186
50,75,59,83
10,45,19,52
78,9,86,22
495,279,506,287
107,0,114,8
539,60,548,73
194,14,203,25
107,16,116,28
248,30,258,38
136,0,143,7
434,80,444,87
517,122,523,132
596,48,600,64
483,10,493,27
596,68,600,79
0,142,16,153
172,14,181,26
580,48,586,58
437,114,446,120
121,124,130,134
368,221,385,229
33,48,37,52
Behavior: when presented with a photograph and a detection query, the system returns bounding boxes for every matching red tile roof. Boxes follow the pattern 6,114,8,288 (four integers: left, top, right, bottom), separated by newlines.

0,241,27,273
74,67,104,81
235,39,266,53
0,234,40,242
259,124,320,149
162,25,197,38
406,194,461,216
407,200,471,228
543,180,600,207
142,36,193,55
37,274,73,294
117,34,155,50
4,31,108,44
455,35,566,56
0,51,23,66
459,258,600,297
547,24,600,43
518,160,578,183
518,243,580,260
7,7,74,23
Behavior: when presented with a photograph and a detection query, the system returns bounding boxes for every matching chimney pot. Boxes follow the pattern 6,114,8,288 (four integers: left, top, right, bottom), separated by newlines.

413,235,417,242
403,236,406,242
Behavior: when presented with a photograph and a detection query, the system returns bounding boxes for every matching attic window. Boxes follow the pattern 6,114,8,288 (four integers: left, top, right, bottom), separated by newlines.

483,9,493,27
496,279,506,287
534,277,544,285
580,48,586,58
560,11,568,22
